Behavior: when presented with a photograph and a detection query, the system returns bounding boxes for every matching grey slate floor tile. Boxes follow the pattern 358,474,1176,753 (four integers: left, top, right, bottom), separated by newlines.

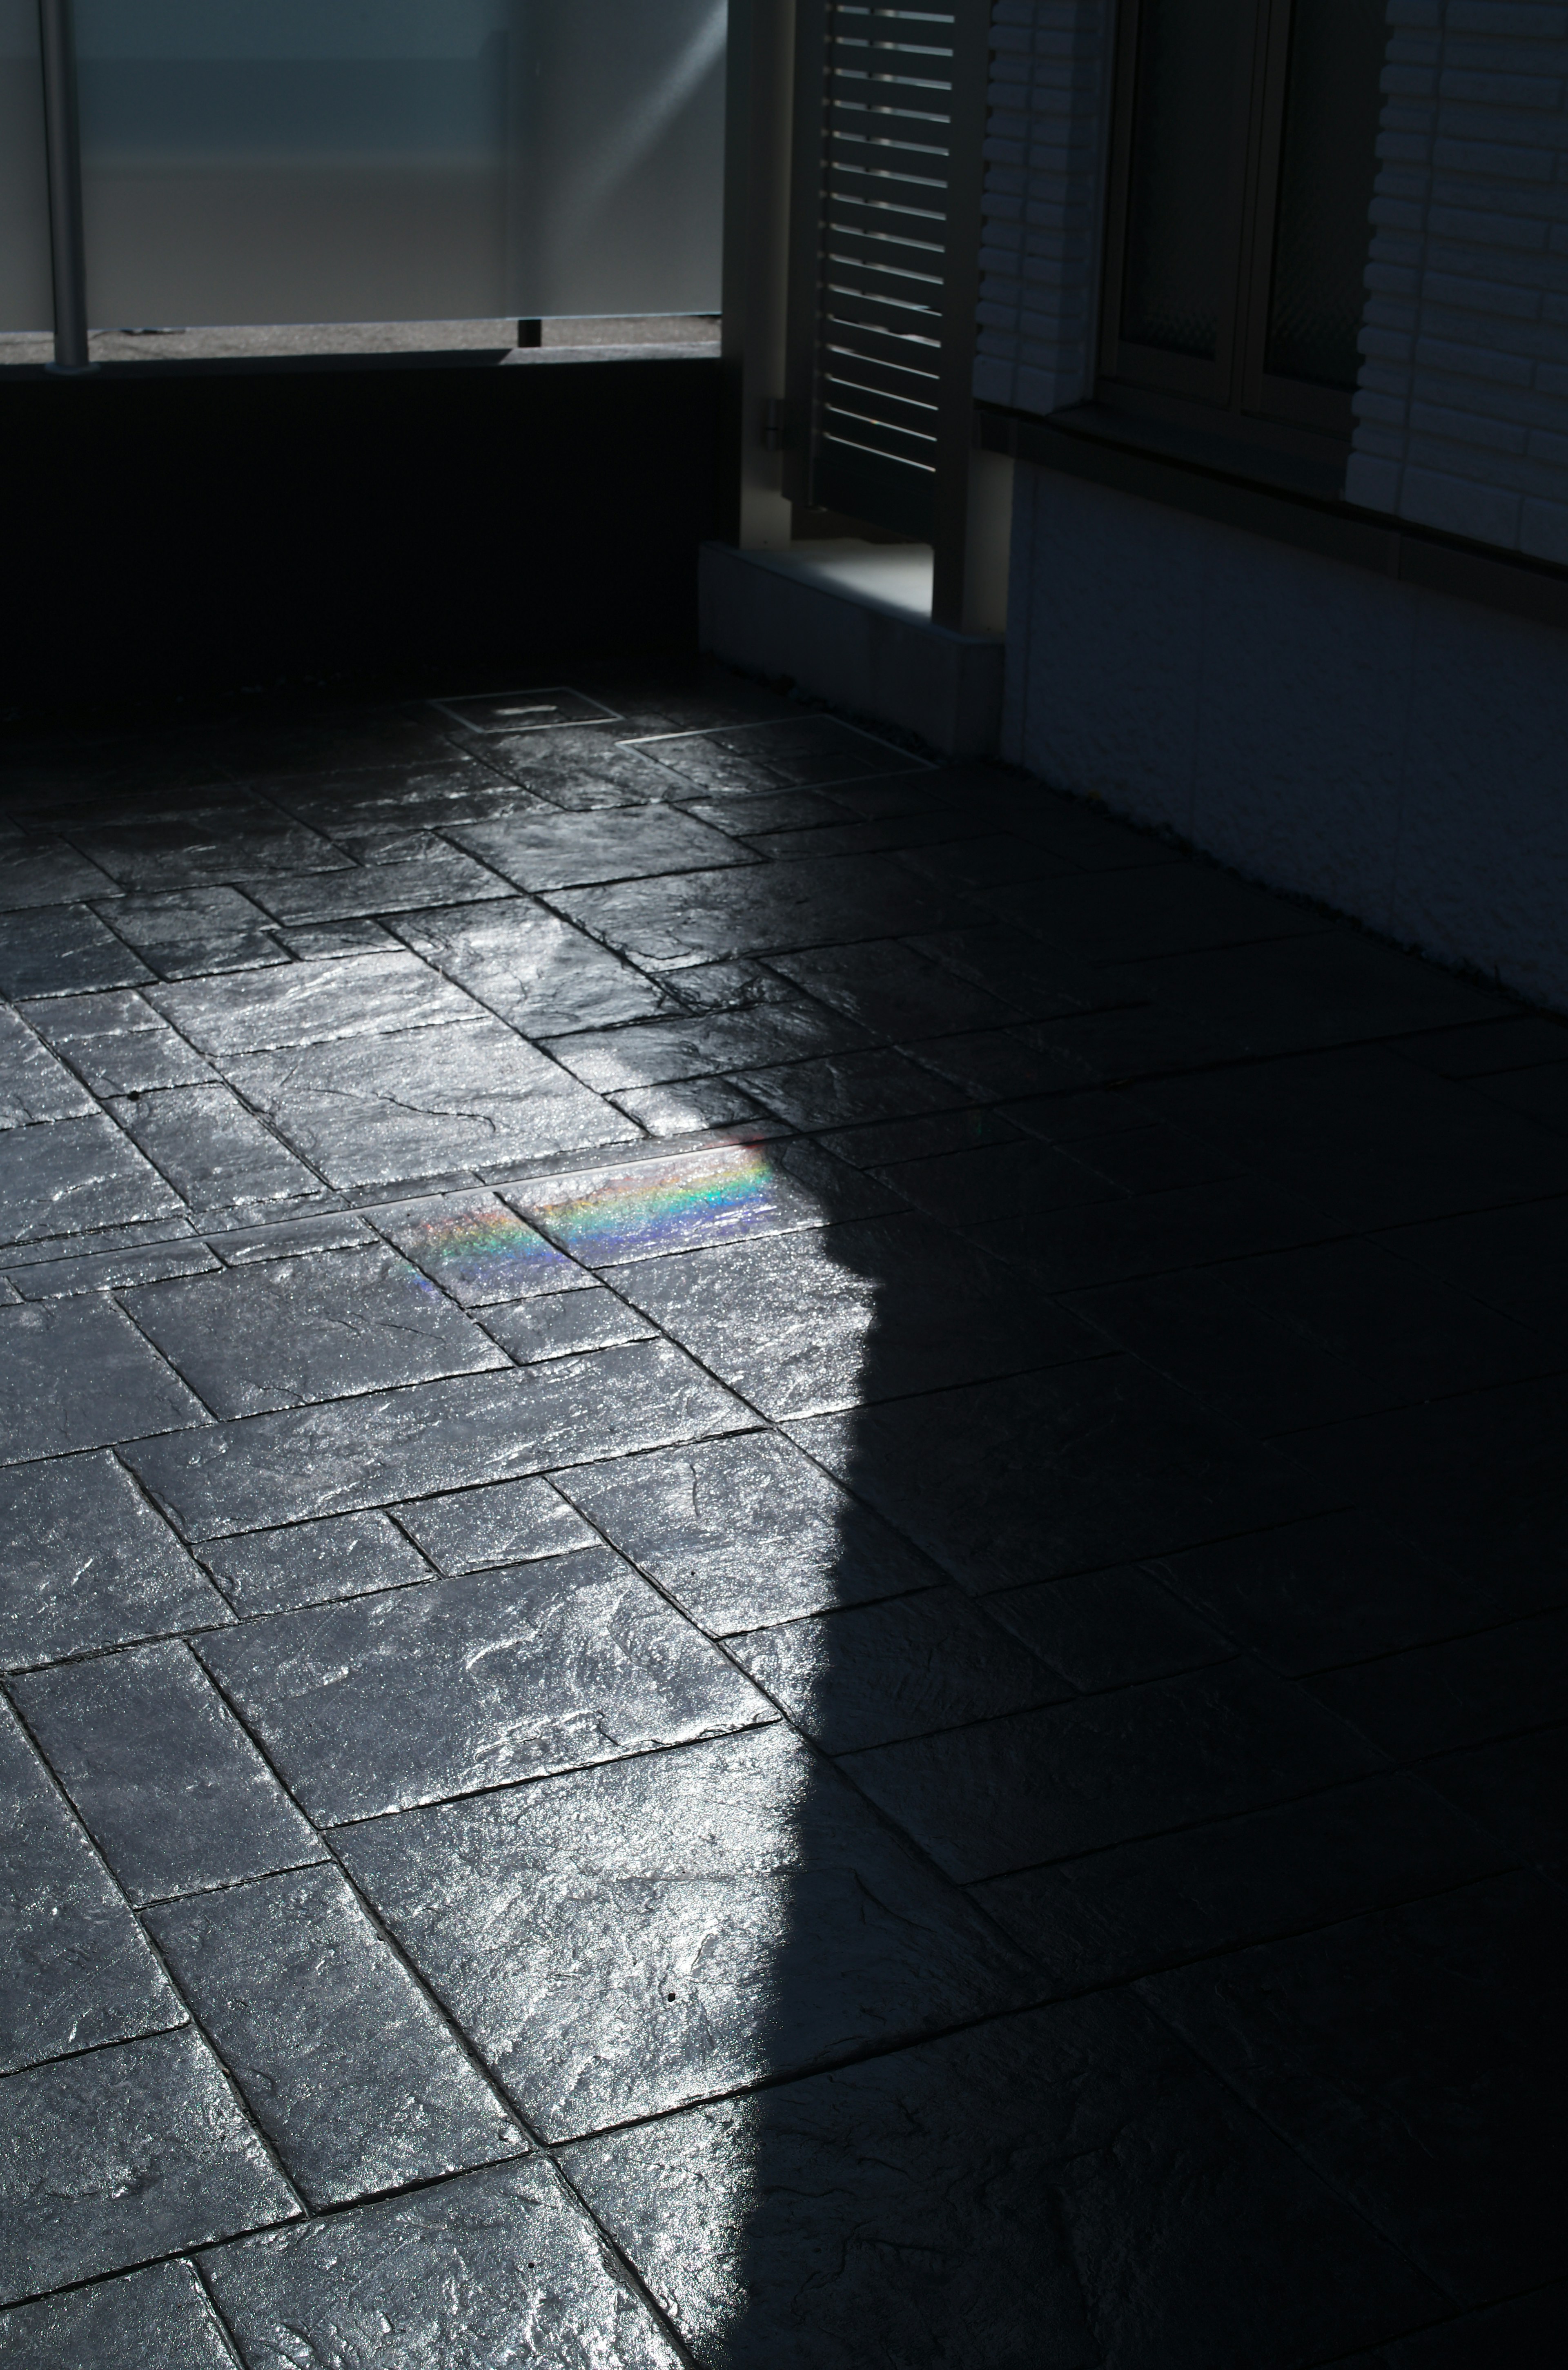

199,1545,771,1823
614,1213,1099,1419
1304,1609,1568,1762
340,1723,1035,2137
197,1508,432,1616
0,2025,298,2306
452,803,748,889
20,987,215,1097
227,1018,635,1187
125,1243,507,1417
4,675,1561,2355
973,1772,1511,1990
1145,1510,1518,1675
91,885,284,978
125,1340,758,1539
1141,1874,1568,2306
390,897,670,1033
555,1430,944,1632
0,1695,182,2075
0,1005,95,1127
726,1585,1070,1750
793,1359,1331,1591
149,947,481,1056
0,2259,241,2368
564,1996,1440,2370
110,1081,321,1210
371,1185,588,1304
841,1657,1383,1882
14,1640,324,1904
203,2161,684,2369
145,1864,523,2207
512,1136,893,1267
0,1113,182,1247
987,1563,1232,1691
0,905,153,999
0,1450,229,1673
0,1293,207,1462
393,1477,596,1573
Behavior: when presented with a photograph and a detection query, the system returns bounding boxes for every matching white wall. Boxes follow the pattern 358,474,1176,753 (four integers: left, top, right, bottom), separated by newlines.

1004,465,1568,1011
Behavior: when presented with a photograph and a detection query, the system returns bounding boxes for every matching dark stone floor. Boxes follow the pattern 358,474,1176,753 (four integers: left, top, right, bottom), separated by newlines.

1,668,1564,2367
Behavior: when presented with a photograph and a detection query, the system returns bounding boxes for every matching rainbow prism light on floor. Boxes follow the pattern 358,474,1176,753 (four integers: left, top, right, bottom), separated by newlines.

516,1142,782,1266
383,1190,582,1305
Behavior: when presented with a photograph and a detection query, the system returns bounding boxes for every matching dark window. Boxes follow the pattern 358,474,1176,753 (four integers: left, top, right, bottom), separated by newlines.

1100,0,1387,459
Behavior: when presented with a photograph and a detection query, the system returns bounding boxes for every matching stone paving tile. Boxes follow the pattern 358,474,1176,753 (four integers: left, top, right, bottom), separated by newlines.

564,1997,1439,2370
0,2259,241,2368
203,2161,684,2368
199,1546,772,1824
544,997,866,1091
727,1585,1069,1751
148,947,482,1056
371,1186,588,1305
110,1082,322,1210
1417,1724,1568,1878
1334,2288,1568,2369
1372,1193,1568,1339
124,1341,758,1539
91,885,285,978
973,1772,1510,1991
227,1019,636,1187
991,858,1330,962
1145,1511,1518,1675
1305,1609,1568,1763
0,2025,298,2306
125,1244,507,1417
842,1658,1383,1882
452,804,748,890
389,897,670,1033
0,1695,183,2075
146,1864,524,2207
511,1136,895,1267
20,987,216,1097
14,1641,324,1905
0,1113,182,1246
0,1450,231,1671
0,834,122,910
0,904,155,998
480,1282,656,1363
0,1005,95,1126
987,1564,1232,1691
793,1359,1330,1590
4,676,1562,2357
248,846,513,924
198,1508,432,1615
1285,1373,1568,1590
73,806,350,891
392,1477,596,1574
556,1430,943,1631
340,1724,1035,2138
0,1294,207,1462
549,850,974,967
616,1212,1098,1419
1142,1874,1567,2306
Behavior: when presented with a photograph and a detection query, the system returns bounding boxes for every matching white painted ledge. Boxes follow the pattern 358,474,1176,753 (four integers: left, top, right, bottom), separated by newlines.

699,540,1004,757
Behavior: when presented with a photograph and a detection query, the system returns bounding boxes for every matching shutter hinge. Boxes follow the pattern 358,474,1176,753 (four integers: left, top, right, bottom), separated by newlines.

761,396,789,452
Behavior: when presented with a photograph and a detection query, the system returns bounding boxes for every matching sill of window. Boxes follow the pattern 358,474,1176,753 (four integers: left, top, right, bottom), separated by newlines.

1029,403,1350,506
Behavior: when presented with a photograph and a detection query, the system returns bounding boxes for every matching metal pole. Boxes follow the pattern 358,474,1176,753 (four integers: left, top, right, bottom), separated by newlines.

37,0,93,373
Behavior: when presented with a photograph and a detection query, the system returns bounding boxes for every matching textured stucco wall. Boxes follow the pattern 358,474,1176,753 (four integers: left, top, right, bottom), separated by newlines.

1003,465,1568,1010
1348,0,1568,558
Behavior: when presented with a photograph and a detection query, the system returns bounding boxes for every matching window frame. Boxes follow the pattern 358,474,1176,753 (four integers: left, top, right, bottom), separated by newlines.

1096,0,1364,455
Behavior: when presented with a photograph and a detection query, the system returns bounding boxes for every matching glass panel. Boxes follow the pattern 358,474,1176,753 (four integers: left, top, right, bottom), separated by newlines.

0,0,52,332
71,0,724,330
1120,0,1247,361
1265,0,1387,388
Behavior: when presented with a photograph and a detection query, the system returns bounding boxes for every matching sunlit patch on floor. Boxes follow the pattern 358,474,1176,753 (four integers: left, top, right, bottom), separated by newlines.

514,1142,791,1265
